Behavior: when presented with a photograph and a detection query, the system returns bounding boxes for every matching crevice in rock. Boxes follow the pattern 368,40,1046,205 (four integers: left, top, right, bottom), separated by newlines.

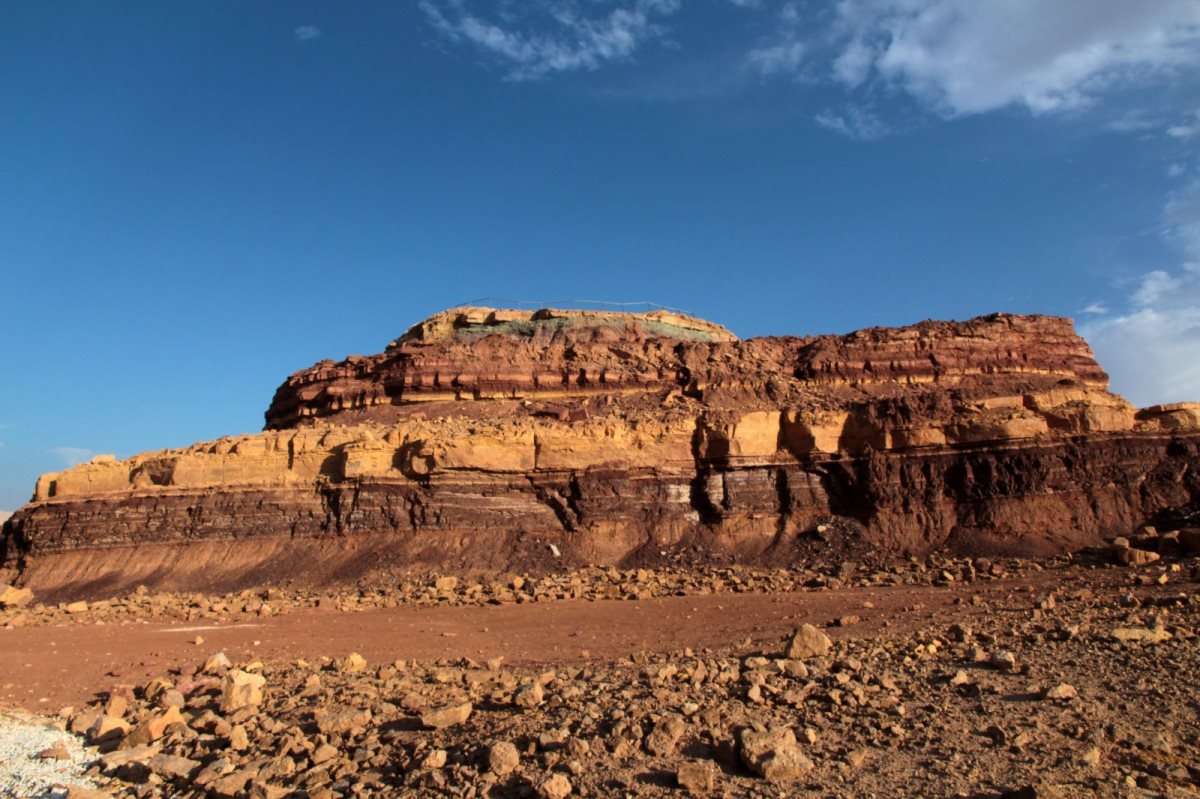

772,466,792,547
529,477,579,533
689,469,722,526
319,485,345,535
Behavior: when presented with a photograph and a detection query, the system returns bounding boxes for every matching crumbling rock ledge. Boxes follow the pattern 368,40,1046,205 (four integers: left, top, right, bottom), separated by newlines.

4,307,1198,598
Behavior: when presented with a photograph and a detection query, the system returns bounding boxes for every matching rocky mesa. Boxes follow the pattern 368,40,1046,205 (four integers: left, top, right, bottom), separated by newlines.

4,306,1199,598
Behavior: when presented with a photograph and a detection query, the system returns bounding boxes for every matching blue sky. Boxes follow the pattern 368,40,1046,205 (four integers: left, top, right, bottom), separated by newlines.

2,0,1199,510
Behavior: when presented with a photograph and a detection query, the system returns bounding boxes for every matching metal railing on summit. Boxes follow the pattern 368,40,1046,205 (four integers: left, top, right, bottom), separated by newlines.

448,298,696,316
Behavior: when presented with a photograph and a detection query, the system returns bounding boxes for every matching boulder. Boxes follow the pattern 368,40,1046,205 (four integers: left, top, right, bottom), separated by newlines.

119,706,184,749
0,583,33,608
537,773,572,799
785,624,832,660
487,740,520,776
421,702,473,729
676,761,718,793
220,669,265,713
739,727,814,782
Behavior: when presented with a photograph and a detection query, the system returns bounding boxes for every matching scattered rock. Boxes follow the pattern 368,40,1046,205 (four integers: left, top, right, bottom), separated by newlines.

0,583,34,608
87,715,131,746
316,707,372,736
421,749,448,770
220,669,266,712
421,701,473,729
36,745,71,761
645,714,686,756
147,753,201,780
228,724,250,751
1111,626,1171,644
202,652,233,674
537,773,572,799
207,770,254,799
676,761,717,793
100,744,161,773
514,681,545,709
1042,683,1077,701
739,727,814,782
65,787,114,799
487,740,520,776
120,706,184,749
1115,547,1160,566
785,624,832,660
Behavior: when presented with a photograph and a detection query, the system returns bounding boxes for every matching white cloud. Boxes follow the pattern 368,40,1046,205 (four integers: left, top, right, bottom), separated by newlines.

1081,180,1200,406
50,447,93,467
830,0,1200,117
419,0,681,80
293,25,321,42
1169,163,1187,178
421,1,1200,130
1083,300,1200,406
1081,302,1109,315
814,105,890,140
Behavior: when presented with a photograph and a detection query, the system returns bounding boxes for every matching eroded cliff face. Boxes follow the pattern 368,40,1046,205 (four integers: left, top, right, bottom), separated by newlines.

5,306,1199,597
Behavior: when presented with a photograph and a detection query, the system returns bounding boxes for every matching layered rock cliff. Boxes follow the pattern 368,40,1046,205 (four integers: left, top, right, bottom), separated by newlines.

4,306,1199,597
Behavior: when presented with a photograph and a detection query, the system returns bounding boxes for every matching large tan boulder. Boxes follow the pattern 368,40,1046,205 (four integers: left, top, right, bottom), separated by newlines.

785,624,832,660
739,727,814,782
0,583,33,609
421,701,472,729
119,706,184,749
220,670,265,713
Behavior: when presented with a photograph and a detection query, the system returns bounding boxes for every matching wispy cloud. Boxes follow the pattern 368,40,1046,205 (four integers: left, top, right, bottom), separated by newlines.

814,105,890,140
421,2,1200,127
747,40,806,76
745,2,813,80
419,0,681,81
1168,110,1200,139
294,25,322,43
50,446,93,467
1081,302,1109,315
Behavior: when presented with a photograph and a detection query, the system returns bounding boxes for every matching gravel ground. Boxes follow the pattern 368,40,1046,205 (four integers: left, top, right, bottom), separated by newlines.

0,710,96,799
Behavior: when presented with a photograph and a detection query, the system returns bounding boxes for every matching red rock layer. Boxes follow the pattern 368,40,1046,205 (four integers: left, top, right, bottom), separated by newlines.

793,314,1108,386
264,311,1105,429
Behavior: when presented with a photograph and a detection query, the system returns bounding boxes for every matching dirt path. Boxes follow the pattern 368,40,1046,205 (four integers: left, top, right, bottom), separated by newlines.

0,573,1068,710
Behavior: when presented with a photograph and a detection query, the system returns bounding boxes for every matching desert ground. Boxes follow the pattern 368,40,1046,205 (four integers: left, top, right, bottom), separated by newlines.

1,545,1197,799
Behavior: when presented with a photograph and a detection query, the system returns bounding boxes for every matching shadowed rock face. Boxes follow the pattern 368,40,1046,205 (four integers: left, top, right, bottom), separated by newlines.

4,306,1199,597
